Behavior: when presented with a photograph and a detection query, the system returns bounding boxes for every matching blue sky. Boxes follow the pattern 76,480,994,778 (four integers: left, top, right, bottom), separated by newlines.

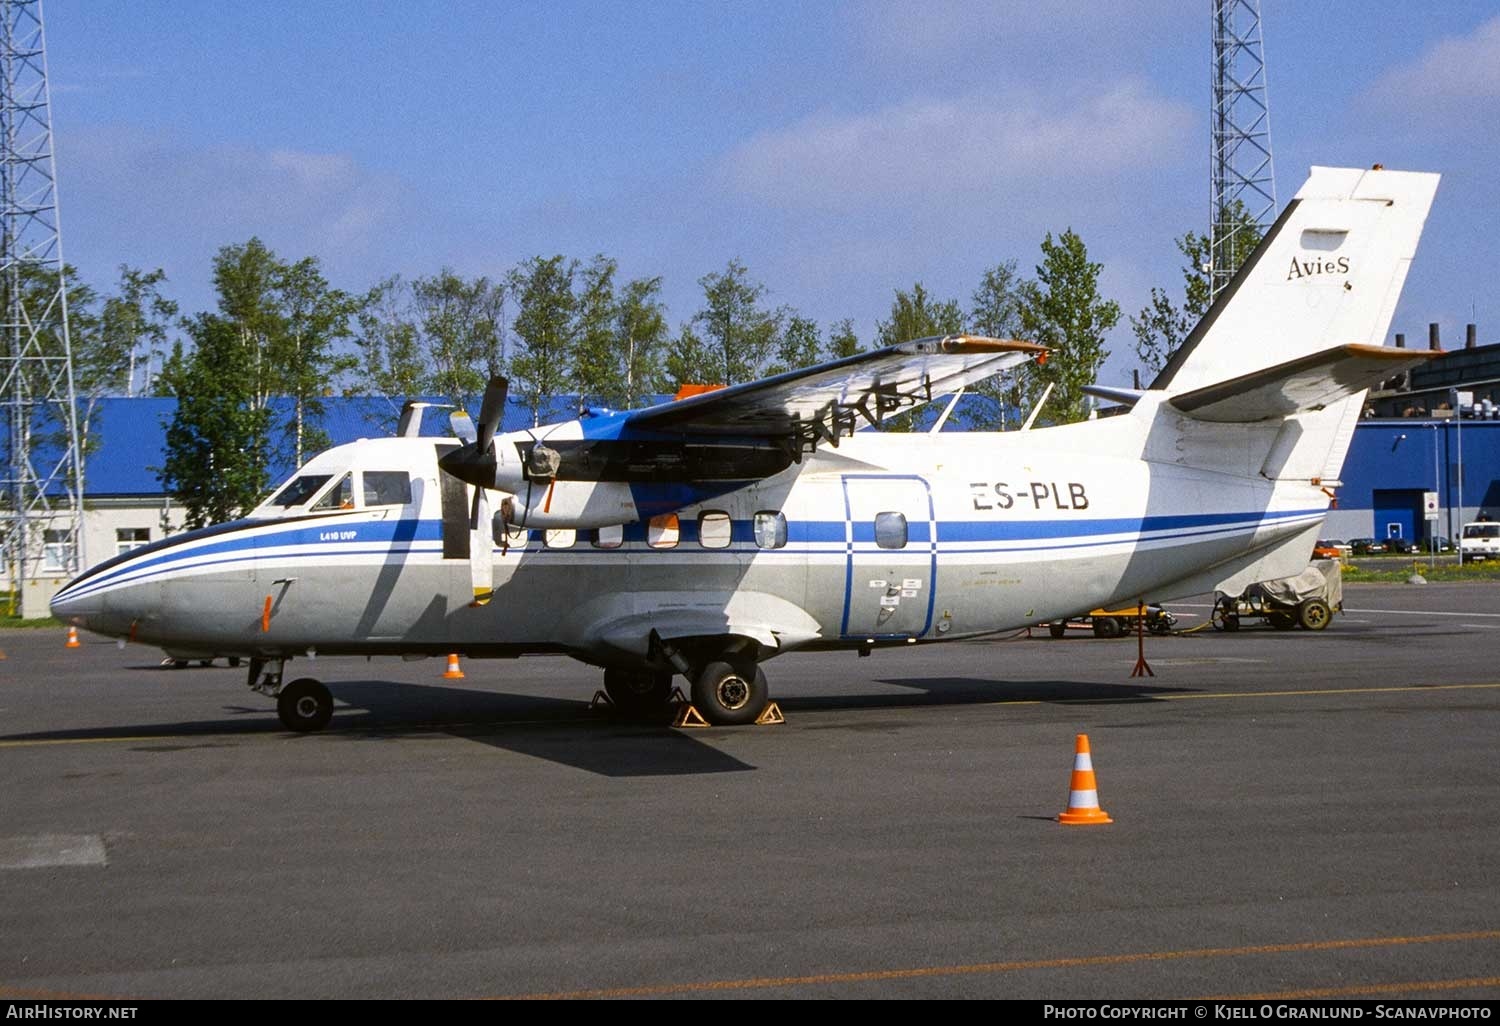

45,1,1500,388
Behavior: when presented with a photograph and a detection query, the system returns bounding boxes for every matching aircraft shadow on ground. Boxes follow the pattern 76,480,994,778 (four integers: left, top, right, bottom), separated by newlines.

2,675,1194,777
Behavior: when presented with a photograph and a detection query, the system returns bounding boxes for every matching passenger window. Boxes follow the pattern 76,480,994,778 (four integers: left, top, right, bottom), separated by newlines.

363,471,412,506
698,511,732,549
545,529,576,549
593,524,624,549
648,513,679,549
754,511,787,549
312,474,355,511
875,511,907,549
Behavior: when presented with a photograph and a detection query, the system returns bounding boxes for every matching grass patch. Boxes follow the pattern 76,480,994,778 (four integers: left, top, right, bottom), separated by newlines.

1341,559,1500,583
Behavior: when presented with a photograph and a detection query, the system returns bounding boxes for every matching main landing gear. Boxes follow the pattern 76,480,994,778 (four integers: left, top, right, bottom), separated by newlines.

605,633,776,727
247,657,334,733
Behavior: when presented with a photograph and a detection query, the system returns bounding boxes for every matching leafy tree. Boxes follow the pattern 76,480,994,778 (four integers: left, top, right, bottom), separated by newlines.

767,313,821,376
875,284,964,430
100,267,178,398
157,314,271,528
569,254,619,413
875,283,963,347
826,318,861,360
614,275,669,407
355,275,426,399
510,255,576,425
691,259,780,385
410,269,508,410
663,324,717,389
1017,229,1120,424
276,257,359,464
1132,200,1260,379
965,260,1028,428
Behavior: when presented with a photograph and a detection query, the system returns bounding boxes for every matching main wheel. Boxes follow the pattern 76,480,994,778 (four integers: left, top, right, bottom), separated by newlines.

1297,599,1332,631
277,678,333,732
1092,616,1124,639
603,668,674,717
691,661,769,726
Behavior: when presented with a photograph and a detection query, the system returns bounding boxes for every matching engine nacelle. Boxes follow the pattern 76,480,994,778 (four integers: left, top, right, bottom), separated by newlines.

497,480,638,529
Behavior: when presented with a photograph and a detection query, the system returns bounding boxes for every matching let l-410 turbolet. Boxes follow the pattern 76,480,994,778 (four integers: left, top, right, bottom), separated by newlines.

54,166,1441,732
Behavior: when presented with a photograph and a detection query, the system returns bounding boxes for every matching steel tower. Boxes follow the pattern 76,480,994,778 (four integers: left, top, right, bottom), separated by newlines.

1,0,83,615
1210,0,1276,300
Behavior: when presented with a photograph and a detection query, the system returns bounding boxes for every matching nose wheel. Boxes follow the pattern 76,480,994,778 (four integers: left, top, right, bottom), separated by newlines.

277,678,333,732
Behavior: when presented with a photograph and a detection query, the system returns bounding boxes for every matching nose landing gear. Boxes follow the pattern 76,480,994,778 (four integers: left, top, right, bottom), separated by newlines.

247,657,334,733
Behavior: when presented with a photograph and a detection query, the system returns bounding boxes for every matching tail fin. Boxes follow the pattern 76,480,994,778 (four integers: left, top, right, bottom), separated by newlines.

1152,166,1440,394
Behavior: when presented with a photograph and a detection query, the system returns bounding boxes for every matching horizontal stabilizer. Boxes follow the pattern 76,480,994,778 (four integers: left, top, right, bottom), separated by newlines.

1168,343,1439,423
1082,384,1146,408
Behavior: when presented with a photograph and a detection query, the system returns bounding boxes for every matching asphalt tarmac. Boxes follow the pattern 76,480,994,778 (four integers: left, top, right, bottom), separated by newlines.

2,582,1498,999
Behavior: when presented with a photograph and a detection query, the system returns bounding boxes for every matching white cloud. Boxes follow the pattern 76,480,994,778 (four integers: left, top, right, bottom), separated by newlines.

718,79,1193,211
1366,15,1500,111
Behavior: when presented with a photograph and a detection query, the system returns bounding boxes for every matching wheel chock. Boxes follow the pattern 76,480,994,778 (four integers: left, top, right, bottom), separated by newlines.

754,701,785,726
589,690,613,711
672,703,711,728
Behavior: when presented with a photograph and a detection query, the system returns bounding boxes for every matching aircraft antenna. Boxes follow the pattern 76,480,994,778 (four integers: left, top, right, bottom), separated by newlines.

1210,0,1276,301
0,0,84,616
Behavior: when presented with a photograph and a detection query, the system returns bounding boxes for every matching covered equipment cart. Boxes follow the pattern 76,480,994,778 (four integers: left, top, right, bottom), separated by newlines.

1212,558,1343,632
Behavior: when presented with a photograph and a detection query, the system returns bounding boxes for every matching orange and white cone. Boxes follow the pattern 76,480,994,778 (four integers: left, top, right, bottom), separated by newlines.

442,653,465,680
65,625,81,649
1058,733,1113,825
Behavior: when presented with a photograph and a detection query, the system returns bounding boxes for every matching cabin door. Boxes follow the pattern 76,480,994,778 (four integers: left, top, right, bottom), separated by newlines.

840,475,935,640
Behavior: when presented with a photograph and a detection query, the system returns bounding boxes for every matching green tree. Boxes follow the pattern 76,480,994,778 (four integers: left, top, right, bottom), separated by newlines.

510,255,577,425
355,275,426,399
410,269,509,410
766,313,821,376
1132,200,1260,379
99,266,178,398
663,324,717,389
967,260,1027,429
614,275,669,407
876,284,964,431
875,283,963,347
1017,229,1120,424
691,259,781,385
157,314,271,528
826,318,861,360
569,254,619,413
276,257,359,464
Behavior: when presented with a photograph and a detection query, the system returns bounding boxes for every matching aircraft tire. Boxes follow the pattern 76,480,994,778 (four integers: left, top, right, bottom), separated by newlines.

1297,599,1332,631
278,678,333,733
603,668,674,717
691,661,768,726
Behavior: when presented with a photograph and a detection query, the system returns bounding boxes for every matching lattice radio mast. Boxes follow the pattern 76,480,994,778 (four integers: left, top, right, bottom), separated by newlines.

1,0,84,614
1210,0,1276,300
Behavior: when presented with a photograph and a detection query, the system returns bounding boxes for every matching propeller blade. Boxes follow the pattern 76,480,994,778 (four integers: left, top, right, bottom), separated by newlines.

476,375,508,454
449,410,477,446
469,487,493,606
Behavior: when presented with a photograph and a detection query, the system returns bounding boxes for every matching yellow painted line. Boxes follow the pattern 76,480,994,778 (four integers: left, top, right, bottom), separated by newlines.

1216,976,1500,999
4,683,1499,751
496,930,1500,999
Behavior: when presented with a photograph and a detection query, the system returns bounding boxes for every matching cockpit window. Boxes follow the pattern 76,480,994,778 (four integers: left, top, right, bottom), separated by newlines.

269,474,331,508
311,473,355,511
363,471,412,507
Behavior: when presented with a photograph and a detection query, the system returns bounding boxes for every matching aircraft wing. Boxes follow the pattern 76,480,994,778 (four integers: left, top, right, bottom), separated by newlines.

1168,343,1440,423
621,335,1045,445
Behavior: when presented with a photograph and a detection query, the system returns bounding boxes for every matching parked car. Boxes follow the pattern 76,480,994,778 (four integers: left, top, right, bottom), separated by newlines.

1312,540,1344,559
1388,537,1416,554
1460,521,1500,563
1420,536,1454,553
1350,537,1387,555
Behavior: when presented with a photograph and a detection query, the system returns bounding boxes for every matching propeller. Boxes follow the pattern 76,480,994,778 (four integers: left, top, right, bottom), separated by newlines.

436,376,509,607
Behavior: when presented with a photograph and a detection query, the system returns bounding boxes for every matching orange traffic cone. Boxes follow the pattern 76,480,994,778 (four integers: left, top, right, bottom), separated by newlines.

442,653,465,680
65,626,80,649
1057,733,1113,825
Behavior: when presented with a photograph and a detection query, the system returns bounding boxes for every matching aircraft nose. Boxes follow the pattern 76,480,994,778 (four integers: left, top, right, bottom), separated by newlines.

50,582,103,629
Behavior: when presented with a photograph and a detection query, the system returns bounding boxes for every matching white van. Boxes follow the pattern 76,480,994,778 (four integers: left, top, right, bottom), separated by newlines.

1460,521,1500,563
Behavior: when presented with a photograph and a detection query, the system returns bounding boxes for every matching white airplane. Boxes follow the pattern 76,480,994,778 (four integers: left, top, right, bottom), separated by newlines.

52,166,1441,732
